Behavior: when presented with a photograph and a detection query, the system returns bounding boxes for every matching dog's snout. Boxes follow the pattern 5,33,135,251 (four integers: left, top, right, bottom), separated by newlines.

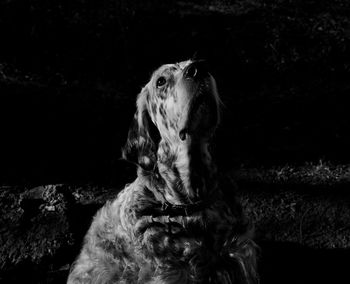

184,64,198,79
183,61,208,79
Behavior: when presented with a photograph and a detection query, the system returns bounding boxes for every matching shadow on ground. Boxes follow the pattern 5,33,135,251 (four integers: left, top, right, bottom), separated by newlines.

259,241,349,284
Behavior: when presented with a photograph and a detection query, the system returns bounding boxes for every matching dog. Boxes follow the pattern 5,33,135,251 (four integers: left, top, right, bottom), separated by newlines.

67,60,258,283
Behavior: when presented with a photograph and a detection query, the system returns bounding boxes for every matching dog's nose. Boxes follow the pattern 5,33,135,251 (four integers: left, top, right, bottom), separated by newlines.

183,61,208,79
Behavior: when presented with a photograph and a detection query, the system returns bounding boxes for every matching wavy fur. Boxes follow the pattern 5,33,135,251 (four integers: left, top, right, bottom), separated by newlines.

68,60,258,284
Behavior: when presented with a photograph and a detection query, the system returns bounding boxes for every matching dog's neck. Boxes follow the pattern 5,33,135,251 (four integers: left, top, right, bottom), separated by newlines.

152,137,217,205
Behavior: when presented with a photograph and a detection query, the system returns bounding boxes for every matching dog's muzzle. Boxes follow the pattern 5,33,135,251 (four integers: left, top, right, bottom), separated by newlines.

183,60,209,80
179,61,218,141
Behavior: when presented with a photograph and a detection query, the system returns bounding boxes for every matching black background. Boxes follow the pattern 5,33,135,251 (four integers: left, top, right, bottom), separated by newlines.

1,0,350,185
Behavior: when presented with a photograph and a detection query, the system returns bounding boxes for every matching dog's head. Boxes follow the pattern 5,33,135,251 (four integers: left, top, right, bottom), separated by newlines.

146,59,220,143
122,60,220,202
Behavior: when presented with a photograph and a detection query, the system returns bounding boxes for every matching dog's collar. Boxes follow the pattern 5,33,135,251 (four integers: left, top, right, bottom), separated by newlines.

161,200,209,217
145,192,217,217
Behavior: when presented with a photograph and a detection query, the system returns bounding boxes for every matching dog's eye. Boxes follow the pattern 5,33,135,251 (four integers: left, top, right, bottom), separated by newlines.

156,77,166,88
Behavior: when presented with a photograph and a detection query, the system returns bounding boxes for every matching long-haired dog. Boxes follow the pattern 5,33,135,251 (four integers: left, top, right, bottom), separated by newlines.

67,60,258,283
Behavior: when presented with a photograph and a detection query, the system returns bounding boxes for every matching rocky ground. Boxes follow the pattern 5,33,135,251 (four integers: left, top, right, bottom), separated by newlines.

1,165,349,283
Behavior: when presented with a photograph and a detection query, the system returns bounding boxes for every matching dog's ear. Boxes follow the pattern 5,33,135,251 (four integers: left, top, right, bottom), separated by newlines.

122,87,160,171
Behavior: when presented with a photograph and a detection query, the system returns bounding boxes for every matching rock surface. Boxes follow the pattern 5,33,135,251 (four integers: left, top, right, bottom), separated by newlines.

0,181,349,283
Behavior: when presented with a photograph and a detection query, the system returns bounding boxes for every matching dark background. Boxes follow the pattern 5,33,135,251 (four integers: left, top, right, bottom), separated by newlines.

0,1,350,283
1,0,350,185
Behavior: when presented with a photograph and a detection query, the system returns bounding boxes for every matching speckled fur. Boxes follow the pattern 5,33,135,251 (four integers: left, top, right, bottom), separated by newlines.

68,60,258,284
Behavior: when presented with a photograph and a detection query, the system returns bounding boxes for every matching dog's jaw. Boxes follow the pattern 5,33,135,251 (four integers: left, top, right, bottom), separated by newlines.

155,116,218,205
177,76,220,142
146,63,220,205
